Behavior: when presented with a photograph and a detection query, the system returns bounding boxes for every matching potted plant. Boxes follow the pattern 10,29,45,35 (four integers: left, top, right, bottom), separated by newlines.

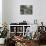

0,23,9,44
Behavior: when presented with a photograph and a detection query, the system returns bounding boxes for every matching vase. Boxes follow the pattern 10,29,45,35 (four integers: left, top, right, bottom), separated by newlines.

0,38,5,44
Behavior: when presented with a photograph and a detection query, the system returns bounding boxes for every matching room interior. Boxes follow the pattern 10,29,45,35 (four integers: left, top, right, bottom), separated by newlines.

0,0,46,46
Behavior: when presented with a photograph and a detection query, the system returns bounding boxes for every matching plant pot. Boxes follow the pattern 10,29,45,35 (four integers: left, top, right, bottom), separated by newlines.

0,38,5,44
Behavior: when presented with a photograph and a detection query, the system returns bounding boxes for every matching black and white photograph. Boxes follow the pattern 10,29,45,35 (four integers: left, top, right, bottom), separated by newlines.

20,5,33,15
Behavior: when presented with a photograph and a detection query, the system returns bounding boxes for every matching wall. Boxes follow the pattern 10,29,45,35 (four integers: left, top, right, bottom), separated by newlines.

2,0,46,26
2,0,8,25
8,0,40,25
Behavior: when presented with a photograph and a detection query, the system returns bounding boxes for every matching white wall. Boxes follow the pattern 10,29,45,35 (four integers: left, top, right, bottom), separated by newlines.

7,0,40,24
2,0,46,26
2,0,8,24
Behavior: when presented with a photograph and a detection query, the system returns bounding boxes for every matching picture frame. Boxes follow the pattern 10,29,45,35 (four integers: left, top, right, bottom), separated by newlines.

20,5,33,15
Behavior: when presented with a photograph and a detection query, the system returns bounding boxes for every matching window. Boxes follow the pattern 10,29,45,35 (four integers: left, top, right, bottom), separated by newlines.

0,0,2,27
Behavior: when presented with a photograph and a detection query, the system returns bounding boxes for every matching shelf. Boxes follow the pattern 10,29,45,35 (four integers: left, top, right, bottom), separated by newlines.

10,32,23,33
16,32,23,33
9,25,31,36
10,32,15,33
9,25,31,26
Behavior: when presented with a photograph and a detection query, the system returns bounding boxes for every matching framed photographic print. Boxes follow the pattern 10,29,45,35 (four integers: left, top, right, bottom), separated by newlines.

20,5,33,15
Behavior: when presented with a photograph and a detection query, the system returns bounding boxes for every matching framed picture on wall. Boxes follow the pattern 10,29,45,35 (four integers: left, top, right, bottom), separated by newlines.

20,5,33,15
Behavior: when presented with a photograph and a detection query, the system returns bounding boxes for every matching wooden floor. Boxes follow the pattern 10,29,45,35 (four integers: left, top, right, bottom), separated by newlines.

40,45,46,46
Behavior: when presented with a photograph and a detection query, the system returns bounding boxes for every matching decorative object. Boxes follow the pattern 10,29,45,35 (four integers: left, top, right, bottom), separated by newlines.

34,19,37,24
0,38,5,44
0,23,9,38
26,27,32,40
20,5,33,15
0,22,9,44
